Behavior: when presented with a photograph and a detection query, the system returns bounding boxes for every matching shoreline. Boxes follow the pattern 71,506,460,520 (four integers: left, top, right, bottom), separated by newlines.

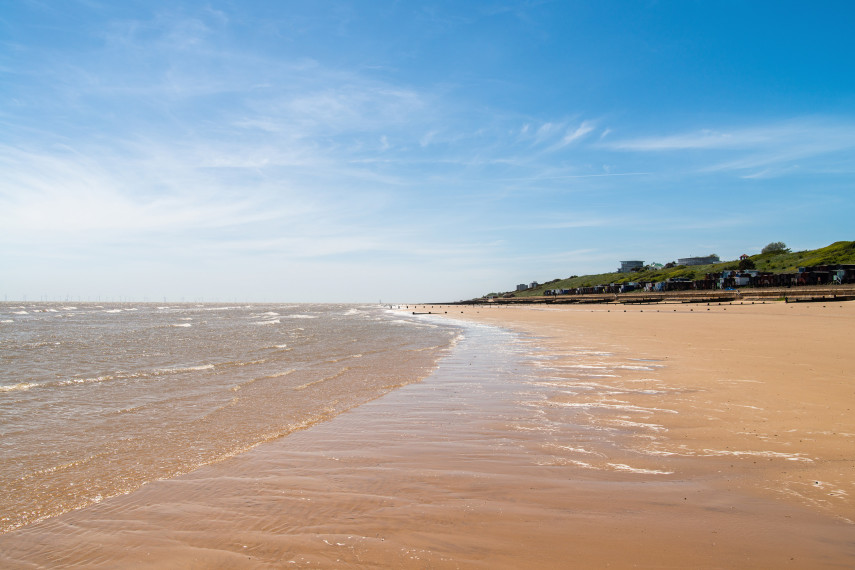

1,303,853,567
424,301,855,523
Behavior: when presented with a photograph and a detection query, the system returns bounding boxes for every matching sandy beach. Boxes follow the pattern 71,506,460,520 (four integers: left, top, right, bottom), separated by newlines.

1,301,853,568
442,300,855,524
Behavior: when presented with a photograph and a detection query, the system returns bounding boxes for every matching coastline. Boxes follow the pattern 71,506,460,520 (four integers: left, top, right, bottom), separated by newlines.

428,301,855,522
1,303,853,567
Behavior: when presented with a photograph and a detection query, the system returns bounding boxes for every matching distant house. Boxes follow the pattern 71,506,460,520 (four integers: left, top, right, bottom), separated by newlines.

516,284,528,292
619,260,644,273
677,254,720,266
529,281,539,289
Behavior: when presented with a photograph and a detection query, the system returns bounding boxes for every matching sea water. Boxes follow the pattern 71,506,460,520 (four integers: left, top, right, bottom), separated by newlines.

0,303,458,532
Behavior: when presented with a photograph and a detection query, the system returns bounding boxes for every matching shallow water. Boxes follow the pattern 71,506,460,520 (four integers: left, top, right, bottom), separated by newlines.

0,303,457,532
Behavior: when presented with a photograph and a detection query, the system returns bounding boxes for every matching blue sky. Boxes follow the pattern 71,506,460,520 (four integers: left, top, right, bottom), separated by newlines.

2,1,854,302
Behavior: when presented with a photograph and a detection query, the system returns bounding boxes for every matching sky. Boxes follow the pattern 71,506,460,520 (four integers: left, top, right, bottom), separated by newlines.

2,1,854,303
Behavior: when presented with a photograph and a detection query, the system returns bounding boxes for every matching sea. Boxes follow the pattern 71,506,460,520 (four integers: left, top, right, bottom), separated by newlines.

0,302,460,533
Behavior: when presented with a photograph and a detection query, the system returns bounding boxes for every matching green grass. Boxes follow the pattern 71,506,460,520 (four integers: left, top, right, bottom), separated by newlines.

496,241,855,298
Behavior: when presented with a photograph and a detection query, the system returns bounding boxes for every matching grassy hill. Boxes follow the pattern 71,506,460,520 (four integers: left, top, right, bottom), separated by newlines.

491,241,855,298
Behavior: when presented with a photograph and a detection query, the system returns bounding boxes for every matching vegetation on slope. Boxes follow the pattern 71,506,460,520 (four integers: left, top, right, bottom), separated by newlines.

494,241,855,298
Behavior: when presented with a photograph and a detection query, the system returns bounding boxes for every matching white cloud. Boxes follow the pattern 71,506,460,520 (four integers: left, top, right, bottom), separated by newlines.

556,120,595,148
0,146,287,239
609,129,748,151
419,130,438,147
603,119,855,178
535,121,557,141
608,119,855,153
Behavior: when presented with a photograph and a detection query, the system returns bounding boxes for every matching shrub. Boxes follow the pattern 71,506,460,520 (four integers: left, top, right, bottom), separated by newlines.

738,258,756,270
762,241,789,254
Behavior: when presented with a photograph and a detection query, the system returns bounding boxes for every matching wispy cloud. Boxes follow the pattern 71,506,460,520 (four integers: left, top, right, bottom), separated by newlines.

603,119,855,178
612,119,855,149
551,120,596,149
0,145,295,239
493,171,650,182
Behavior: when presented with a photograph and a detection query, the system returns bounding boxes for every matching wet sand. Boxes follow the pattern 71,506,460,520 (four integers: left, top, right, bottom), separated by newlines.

444,300,855,524
1,302,854,568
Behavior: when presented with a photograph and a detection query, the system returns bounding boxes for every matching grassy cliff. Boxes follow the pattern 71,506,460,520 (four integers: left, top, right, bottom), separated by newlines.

497,241,855,298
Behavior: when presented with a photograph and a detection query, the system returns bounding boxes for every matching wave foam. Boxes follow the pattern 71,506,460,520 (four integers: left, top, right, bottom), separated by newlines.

155,364,216,375
0,382,37,392
608,463,673,475
699,449,813,461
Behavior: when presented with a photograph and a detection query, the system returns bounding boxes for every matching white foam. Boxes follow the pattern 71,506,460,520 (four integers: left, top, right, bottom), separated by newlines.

389,319,439,328
640,448,680,457
171,323,192,328
605,419,666,431
538,458,595,468
283,314,317,319
155,364,215,374
265,369,295,378
608,463,673,475
58,375,114,387
0,382,37,392
809,481,848,496
699,449,813,461
256,319,280,325
541,400,678,414
546,444,603,456
13,311,27,315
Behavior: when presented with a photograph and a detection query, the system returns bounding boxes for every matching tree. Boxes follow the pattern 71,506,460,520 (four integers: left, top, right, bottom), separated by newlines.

738,258,756,270
762,241,789,254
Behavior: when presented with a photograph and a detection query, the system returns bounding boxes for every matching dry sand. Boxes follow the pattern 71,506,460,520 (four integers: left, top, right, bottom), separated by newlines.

1,301,853,568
